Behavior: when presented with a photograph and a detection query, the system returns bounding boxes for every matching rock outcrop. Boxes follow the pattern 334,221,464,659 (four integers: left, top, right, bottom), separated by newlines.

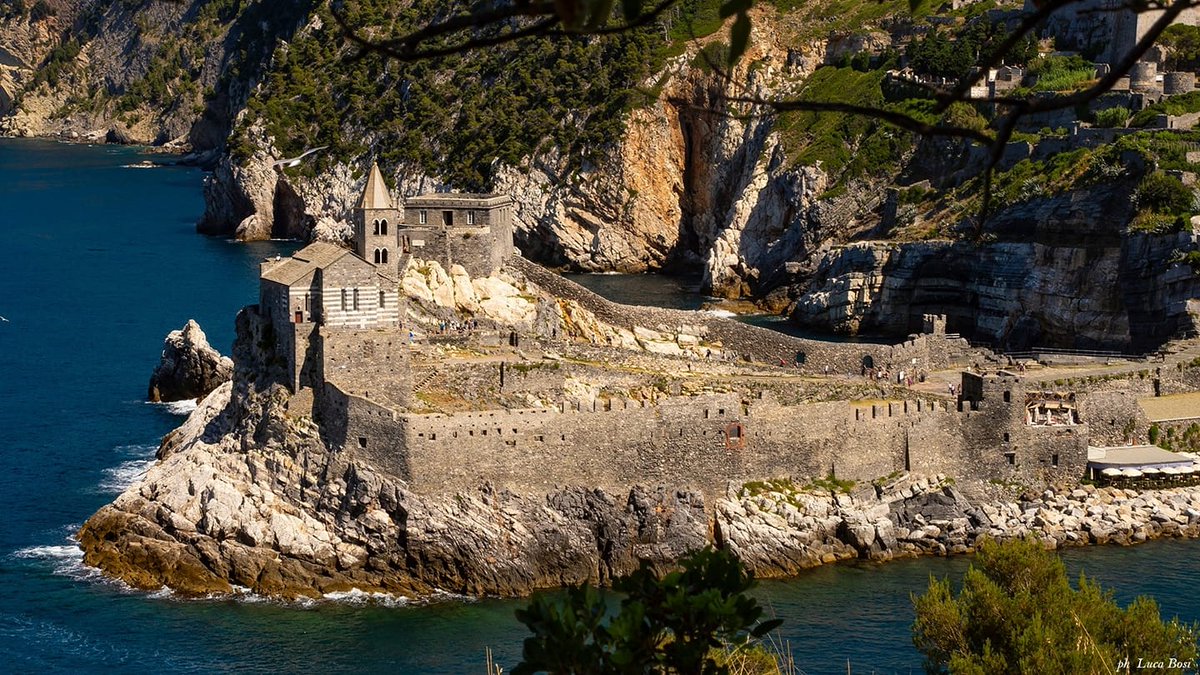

789,181,1200,352
147,320,233,403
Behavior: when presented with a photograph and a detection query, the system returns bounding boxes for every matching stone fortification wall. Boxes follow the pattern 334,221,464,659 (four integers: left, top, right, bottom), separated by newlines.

318,382,411,481
320,328,412,407
324,377,1082,496
509,256,982,376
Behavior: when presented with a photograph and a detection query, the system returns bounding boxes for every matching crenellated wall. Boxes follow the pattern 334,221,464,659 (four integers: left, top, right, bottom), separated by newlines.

323,371,1090,497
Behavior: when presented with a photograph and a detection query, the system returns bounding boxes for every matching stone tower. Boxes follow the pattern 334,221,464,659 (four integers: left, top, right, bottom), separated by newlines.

354,163,402,276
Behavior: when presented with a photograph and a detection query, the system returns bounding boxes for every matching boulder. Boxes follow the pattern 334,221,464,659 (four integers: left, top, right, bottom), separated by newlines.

147,320,233,402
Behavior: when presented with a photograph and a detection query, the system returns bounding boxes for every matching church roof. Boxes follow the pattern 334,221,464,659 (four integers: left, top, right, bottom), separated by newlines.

261,242,355,286
357,163,393,210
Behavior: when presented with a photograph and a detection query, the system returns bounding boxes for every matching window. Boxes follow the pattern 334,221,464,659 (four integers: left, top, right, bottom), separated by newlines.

373,248,382,264
467,211,475,225
304,294,310,311
358,436,367,448
381,248,388,264
418,210,427,225
1006,452,1015,465
353,288,359,310
341,289,348,311
380,219,388,235
442,210,453,226
372,219,380,235
1003,390,1011,403
725,423,746,450
1052,454,1060,467
379,290,386,308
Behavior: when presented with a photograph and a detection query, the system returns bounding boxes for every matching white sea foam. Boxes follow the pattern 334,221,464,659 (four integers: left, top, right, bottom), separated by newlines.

121,162,159,169
322,588,411,606
146,399,198,415
705,309,738,319
11,544,100,582
98,458,156,493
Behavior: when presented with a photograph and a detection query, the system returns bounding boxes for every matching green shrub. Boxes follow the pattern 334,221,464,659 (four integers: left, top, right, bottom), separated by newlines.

1095,106,1130,128
1136,171,1194,215
512,547,784,674
913,538,1199,673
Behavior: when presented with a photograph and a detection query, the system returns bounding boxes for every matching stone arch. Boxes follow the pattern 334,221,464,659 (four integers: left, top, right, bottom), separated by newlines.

861,354,874,369
372,219,380,235
380,219,389,235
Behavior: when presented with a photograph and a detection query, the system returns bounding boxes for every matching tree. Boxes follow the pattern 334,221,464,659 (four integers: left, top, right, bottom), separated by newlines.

511,547,783,674
912,538,1198,674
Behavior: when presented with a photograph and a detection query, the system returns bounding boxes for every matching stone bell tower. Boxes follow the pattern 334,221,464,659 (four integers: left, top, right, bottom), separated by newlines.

354,162,402,276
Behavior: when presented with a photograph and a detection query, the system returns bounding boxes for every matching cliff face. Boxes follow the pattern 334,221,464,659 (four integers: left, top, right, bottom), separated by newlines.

788,180,1200,351
0,0,308,146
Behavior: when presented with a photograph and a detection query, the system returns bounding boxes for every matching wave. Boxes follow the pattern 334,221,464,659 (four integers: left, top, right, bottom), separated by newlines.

145,399,197,415
11,544,100,583
121,162,159,169
98,458,155,493
705,309,738,319
322,588,412,606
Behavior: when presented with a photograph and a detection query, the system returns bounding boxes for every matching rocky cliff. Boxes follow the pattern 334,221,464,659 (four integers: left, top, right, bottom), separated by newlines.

789,179,1200,352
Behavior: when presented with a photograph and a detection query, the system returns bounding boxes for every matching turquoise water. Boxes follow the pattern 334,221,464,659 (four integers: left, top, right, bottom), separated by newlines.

1,138,1198,674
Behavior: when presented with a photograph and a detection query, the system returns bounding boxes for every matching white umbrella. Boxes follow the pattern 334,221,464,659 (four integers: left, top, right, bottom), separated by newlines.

1181,466,1197,475
1161,467,1179,475
1142,468,1161,476
1101,467,1122,477
1123,469,1144,477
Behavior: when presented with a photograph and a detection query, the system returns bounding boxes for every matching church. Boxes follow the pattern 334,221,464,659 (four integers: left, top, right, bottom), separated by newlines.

257,163,514,391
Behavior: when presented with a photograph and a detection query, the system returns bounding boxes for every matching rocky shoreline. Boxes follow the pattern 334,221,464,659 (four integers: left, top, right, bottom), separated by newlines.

719,476,1200,581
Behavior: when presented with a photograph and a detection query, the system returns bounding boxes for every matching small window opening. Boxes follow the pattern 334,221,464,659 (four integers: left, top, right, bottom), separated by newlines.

353,288,360,310
1052,454,1060,467
418,210,427,225
1006,452,1015,465
379,290,386,308
467,211,476,225
442,210,453,226
358,436,368,449
380,219,388,235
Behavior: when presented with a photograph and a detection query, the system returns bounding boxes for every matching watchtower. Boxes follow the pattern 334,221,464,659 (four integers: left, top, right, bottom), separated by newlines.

354,163,402,277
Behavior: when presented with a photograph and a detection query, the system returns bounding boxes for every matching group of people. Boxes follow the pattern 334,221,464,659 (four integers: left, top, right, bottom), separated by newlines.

435,319,480,335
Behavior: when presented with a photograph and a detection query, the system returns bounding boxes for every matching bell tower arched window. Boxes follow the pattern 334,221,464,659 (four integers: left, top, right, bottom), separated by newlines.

374,248,382,264
381,248,389,264
372,219,380,235
380,219,388,235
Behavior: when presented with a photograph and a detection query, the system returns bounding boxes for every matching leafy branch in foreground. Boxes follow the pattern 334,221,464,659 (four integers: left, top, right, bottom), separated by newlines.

912,538,1198,674
511,547,784,674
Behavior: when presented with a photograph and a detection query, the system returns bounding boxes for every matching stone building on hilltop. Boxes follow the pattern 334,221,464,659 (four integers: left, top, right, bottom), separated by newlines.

258,162,514,392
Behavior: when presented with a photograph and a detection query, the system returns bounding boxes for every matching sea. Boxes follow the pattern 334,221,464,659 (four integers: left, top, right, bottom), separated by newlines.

1,137,1198,674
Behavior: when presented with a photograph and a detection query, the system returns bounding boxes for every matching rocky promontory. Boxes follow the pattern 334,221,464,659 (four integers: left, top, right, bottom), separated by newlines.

147,320,233,403
82,366,1200,599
